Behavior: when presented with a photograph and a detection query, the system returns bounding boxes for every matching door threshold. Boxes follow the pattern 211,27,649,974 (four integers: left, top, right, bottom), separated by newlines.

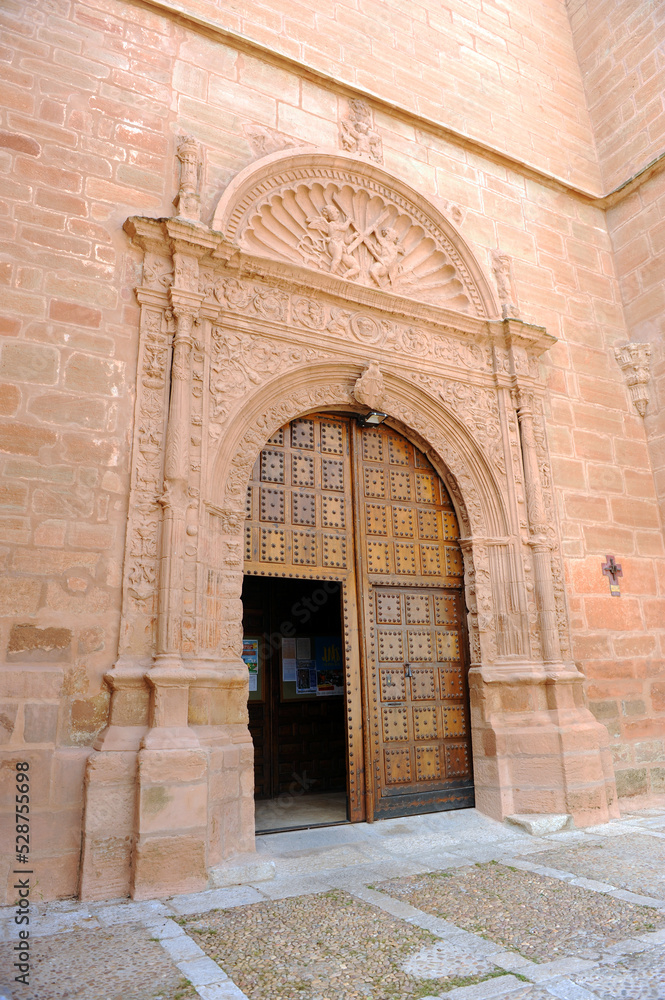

256,819,351,836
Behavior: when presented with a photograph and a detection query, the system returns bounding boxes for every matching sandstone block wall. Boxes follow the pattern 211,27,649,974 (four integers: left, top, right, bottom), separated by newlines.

567,0,665,190
158,0,603,191
0,0,663,902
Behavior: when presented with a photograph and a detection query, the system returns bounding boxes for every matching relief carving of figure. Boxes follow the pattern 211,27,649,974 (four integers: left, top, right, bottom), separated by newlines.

303,204,362,279
301,203,407,291
340,99,383,163
367,226,406,288
490,249,519,319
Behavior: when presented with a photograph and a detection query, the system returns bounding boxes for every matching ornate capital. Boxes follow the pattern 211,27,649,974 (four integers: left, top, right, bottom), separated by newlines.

614,342,652,416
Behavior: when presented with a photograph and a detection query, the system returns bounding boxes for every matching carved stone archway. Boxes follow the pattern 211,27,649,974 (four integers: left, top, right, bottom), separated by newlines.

79,144,618,903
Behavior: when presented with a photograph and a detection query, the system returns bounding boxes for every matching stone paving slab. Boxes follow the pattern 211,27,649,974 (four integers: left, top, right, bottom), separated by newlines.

425,975,542,998
401,938,495,978
541,981,598,1000
169,886,265,916
4,807,665,999
182,888,505,999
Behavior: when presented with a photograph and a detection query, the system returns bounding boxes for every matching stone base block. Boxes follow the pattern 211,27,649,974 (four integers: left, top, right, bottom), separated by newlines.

79,749,137,901
470,662,619,828
132,834,208,900
131,746,209,900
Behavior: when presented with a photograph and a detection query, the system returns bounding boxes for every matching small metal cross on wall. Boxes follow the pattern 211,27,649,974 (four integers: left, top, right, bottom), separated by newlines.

601,555,623,597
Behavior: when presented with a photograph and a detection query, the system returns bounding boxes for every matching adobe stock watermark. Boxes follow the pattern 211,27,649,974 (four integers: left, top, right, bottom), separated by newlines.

258,579,341,654
273,769,318,814
13,761,32,988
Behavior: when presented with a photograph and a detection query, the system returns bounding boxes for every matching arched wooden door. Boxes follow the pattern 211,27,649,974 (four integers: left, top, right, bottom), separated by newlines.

243,413,474,822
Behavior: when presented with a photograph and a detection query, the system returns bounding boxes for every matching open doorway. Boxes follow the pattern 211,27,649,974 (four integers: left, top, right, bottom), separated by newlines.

242,575,348,833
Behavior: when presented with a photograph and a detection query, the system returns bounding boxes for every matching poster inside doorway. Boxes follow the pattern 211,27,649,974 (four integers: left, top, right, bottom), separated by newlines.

242,638,259,693
295,660,317,693
315,636,344,696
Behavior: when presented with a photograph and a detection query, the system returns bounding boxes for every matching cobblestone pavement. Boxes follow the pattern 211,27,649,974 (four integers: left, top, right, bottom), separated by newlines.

374,862,664,960
1,808,665,1000
528,831,665,900
0,923,199,1000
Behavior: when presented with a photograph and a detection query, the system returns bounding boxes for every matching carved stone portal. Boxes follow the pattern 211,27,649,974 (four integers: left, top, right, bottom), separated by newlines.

79,147,618,903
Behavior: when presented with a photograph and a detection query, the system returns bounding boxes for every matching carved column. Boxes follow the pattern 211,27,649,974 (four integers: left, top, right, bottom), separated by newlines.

132,260,209,900
514,389,561,664
143,290,201,746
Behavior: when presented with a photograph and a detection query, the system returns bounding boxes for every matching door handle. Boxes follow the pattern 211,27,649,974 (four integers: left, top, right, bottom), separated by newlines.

404,663,412,678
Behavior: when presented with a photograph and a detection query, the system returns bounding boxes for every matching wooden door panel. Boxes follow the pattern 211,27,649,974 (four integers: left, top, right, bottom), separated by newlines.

354,420,474,819
245,417,354,582
243,415,365,822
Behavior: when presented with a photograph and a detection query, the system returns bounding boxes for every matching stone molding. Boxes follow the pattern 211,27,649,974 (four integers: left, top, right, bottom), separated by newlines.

137,0,665,205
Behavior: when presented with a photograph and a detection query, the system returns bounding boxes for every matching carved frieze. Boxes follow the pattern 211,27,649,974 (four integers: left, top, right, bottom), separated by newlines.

414,375,504,476
125,308,171,606
142,254,173,290
461,540,496,663
208,328,333,438
215,275,492,370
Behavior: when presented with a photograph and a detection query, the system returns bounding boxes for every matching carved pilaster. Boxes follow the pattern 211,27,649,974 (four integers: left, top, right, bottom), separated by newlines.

155,302,195,659
514,389,561,663
143,271,203,748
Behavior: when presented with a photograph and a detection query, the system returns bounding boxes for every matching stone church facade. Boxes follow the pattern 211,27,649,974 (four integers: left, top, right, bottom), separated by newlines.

0,0,663,902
